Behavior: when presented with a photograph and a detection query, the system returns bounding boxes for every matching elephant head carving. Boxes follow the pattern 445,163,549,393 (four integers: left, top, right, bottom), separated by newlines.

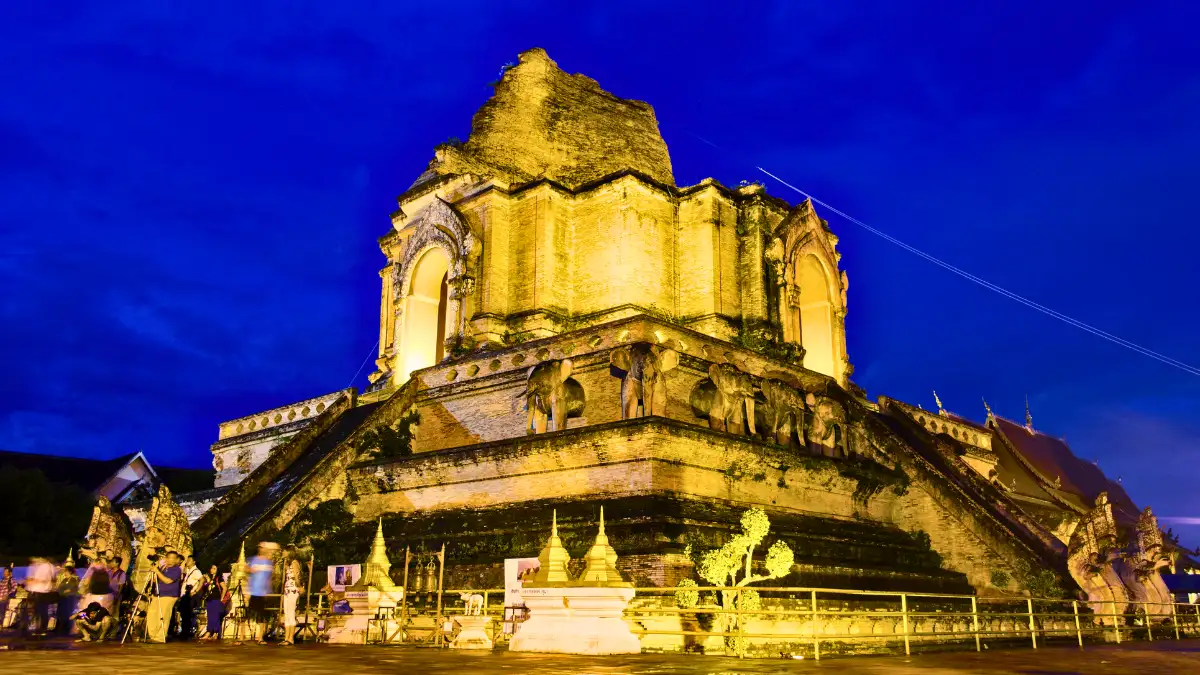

689,362,757,435
518,358,585,434
805,393,846,456
610,342,679,419
758,378,807,447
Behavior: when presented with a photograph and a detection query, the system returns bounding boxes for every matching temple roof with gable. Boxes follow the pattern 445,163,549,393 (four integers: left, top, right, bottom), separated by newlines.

988,415,1140,522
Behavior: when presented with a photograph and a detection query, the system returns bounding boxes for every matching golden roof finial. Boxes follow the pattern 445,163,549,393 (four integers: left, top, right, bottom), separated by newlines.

933,391,945,416
982,398,994,420
1025,395,1034,432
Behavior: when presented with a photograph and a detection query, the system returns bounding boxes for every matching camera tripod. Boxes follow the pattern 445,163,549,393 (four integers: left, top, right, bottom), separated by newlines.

120,571,162,644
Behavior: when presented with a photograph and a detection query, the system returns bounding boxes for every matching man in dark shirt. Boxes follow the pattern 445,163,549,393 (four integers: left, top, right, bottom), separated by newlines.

146,551,182,643
74,601,114,642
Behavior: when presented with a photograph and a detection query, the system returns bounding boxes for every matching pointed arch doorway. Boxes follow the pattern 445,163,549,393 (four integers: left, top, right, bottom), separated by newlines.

399,248,451,382
797,254,836,378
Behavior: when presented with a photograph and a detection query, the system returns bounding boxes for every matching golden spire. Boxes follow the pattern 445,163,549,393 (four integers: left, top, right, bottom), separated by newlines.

366,518,391,573
933,391,945,416
1025,395,1034,432
982,398,994,420
229,540,249,592
529,509,573,587
352,518,398,590
576,506,631,587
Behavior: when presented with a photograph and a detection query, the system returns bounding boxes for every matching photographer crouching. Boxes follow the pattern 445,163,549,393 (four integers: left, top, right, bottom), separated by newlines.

74,601,115,642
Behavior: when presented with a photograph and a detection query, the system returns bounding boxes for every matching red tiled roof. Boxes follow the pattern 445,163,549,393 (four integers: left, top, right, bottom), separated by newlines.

990,416,1139,521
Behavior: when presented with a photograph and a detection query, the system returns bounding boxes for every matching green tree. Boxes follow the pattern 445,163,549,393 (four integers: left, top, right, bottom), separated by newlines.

0,464,94,559
686,507,794,655
357,411,419,461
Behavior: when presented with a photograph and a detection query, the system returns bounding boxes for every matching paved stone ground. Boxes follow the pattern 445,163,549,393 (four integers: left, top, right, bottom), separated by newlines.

0,639,1198,675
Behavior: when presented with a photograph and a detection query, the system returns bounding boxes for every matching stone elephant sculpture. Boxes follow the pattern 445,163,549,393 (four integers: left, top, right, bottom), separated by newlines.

806,393,846,456
517,358,585,434
610,342,679,419
758,378,807,447
689,363,757,435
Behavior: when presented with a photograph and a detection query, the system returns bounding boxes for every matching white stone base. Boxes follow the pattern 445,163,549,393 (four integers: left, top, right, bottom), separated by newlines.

509,586,640,655
450,615,494,650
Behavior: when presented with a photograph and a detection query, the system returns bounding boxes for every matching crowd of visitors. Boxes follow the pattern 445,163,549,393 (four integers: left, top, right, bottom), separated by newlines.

1,541,310,646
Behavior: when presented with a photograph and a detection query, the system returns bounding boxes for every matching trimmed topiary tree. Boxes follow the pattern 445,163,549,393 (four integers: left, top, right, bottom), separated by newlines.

682,507,794,655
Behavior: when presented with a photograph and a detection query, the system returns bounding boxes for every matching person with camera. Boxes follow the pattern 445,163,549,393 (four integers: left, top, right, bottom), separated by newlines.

177,555,203,640
199,564,227,640
74,601,115,642
145,550,182,643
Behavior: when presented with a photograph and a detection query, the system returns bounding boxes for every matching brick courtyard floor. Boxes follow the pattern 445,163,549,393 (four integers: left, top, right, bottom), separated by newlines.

0,638,1198,674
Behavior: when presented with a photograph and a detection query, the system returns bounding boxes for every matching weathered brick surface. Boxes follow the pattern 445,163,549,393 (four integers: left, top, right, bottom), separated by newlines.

406,315,833,453
351,417,864,520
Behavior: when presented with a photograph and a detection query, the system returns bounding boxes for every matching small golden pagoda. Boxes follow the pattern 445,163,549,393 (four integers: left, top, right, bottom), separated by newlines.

527,510,573,587
349,518,398,591
575,506,631,588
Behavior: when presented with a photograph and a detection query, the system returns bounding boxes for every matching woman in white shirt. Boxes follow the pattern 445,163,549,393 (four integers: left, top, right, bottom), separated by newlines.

281,559,302,645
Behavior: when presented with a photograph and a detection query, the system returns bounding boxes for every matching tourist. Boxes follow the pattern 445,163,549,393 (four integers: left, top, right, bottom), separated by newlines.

201,564,227,640
79,555,112,612
107,555,127,620
281,558,301,645
54,557,80,635
108,555,127,598
145,551,182,643
246,542,278,644
23,556,56,635
73,601,114,642
0,566,15,629
179,555,203,639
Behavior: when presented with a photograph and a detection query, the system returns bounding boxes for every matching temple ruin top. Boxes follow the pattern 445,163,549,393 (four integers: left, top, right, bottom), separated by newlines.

411,47,674,193
372,49,853,388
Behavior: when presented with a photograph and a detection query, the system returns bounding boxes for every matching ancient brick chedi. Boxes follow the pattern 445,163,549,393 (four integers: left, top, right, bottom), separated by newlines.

193,48,1180,608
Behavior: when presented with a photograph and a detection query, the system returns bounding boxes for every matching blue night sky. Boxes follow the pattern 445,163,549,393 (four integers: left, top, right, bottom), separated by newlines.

1,3,1197,544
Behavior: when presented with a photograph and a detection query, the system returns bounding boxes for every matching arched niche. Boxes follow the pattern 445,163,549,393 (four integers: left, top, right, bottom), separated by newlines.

399,247,451,382
796,254,837,378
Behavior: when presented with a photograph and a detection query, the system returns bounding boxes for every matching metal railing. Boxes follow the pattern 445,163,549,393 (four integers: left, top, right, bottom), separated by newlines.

335,582,1200,659
623,585,1200,659
364,588,520,646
